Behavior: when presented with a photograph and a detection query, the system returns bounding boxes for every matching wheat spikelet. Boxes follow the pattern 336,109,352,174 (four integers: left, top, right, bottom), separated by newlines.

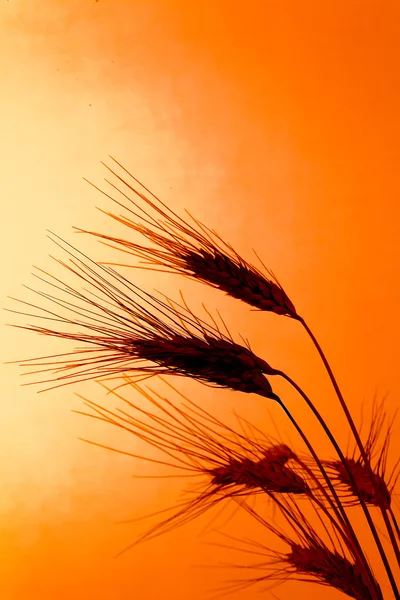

210,499,383,600
322,399,399,510
75,377,309,549
287,543,382,600
208,456,307,495
79,158,297,317
325,459,391,509
7,234,278,399
261,442,297,464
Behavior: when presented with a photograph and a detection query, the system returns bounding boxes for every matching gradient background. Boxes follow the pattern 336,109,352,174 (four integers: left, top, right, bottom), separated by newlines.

1,1,400,599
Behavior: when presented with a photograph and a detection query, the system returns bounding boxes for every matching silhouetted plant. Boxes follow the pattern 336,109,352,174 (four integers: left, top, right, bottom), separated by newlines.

8,160,399,599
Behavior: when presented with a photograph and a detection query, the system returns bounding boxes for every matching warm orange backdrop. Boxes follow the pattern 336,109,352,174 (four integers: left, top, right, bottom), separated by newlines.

1,1,399,599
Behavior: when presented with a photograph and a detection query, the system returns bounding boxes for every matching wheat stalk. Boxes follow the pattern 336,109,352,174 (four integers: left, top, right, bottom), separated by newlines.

78,159,400,587
7,233,278,399
78,157,297,318
73,377,312,550
7,232,380,588
78,159,399,549
7,161,400,599
208,498,384,600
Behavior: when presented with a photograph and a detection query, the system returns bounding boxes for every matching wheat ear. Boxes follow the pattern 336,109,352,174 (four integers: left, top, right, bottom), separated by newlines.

78,157,297,318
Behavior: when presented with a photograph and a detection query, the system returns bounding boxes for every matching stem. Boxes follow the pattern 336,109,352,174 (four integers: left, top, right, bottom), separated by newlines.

299,316,400,566
274,396,382,600
382,508,400,566
276,369,399,599
390,507,400,540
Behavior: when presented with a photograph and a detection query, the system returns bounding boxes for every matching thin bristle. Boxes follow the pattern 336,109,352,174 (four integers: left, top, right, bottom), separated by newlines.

79,159,297,318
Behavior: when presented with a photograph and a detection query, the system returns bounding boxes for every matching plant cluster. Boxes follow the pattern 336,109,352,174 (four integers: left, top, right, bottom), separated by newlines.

8,159,400,599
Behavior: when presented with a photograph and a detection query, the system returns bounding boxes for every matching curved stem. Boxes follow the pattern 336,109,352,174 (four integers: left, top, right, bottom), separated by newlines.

299,316,400,568
273,396,382,600
276,369,399,599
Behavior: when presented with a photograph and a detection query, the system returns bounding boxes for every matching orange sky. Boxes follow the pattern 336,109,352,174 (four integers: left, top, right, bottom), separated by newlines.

1,1,400,599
